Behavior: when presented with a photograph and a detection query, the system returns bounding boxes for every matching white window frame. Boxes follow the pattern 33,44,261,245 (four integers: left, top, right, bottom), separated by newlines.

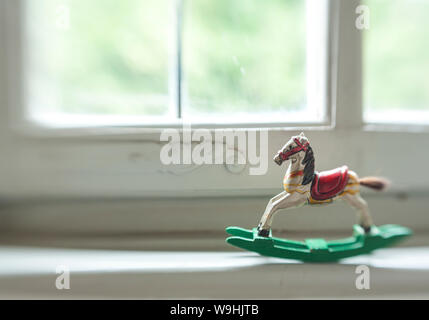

5,0,335,131
1,0,429,202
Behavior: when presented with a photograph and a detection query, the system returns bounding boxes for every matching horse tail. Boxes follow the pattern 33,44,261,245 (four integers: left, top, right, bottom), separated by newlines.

359,177,390,191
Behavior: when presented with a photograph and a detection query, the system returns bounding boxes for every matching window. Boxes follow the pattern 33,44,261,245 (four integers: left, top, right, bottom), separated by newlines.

183,0,307,122
24,0,172,127
3,0,429,202
363,0,429,125
21,0,329,128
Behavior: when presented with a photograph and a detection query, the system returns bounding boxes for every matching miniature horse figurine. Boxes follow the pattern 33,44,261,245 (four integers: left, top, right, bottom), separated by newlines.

226,132,410,262
257,132,387,237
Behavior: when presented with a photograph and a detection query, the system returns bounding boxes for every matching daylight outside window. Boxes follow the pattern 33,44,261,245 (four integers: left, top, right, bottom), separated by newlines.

363,0,429,125
22,0,329,128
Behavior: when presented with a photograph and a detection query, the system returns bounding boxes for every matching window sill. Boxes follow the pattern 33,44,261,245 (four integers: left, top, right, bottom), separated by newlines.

0,245,428,299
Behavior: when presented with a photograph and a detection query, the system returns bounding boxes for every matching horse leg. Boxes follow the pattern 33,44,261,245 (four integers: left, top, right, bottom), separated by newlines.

257,192,307,237
257,191,287,234
342,193,374,232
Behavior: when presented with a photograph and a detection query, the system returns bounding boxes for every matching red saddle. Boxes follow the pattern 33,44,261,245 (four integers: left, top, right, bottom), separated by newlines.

311,166,349,201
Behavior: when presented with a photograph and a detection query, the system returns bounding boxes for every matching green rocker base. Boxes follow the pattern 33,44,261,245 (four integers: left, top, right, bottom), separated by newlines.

225,224,412,262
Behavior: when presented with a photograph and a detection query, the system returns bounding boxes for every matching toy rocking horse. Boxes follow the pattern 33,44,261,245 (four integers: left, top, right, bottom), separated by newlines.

226,133,412,262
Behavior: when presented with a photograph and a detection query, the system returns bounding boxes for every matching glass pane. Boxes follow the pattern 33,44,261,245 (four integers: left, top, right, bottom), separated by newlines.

364,0,429,124
24,0,172,126
183,0,310,123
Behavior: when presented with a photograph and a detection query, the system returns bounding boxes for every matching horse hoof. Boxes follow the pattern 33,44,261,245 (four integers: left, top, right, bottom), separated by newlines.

258,228,270,237
361,225,372,234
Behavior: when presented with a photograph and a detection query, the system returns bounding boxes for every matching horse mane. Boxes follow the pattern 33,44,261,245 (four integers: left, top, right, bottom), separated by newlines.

301,145,315,185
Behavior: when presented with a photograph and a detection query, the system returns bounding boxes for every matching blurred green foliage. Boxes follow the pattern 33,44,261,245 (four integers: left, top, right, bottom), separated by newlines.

183,0,306,115
28,0,427,120
27,0,306,117
27,0,170,116
364,0,429,111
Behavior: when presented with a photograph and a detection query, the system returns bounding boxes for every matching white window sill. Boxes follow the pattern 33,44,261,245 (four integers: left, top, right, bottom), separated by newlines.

0,246,429,299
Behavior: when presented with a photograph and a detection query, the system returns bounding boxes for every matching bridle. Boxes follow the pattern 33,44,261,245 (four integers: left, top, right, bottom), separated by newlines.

279,138,310,161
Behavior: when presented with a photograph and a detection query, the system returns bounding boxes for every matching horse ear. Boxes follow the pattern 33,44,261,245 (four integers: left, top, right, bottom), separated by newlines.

298,132,308,143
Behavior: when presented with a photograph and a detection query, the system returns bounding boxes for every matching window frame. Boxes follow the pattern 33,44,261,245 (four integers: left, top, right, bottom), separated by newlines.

2,0,429,202
5,0,336,132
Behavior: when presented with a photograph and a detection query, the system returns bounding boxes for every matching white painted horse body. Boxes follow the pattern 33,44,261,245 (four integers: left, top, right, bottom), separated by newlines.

257,133,387,237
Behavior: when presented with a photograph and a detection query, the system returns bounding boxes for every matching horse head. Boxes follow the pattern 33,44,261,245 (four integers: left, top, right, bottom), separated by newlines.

273,132,310,166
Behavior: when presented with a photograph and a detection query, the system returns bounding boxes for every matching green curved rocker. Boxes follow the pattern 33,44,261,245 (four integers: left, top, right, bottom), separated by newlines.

226,224,412,263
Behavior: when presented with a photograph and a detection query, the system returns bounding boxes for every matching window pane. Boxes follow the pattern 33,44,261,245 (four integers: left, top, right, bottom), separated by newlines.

364,0,429,124
183,0,310,123
24,0,172,126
